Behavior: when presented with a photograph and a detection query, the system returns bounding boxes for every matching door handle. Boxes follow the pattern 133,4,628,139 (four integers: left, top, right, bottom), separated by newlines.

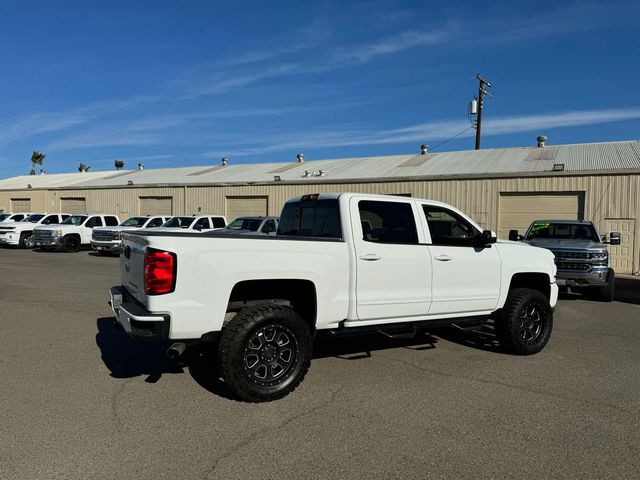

434,254,453,262
359,253,381,261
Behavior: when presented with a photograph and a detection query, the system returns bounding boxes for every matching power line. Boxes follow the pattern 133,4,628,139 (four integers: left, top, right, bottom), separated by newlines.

429,126,474,152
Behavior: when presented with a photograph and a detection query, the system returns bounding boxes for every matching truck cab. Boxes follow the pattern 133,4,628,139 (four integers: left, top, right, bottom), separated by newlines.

0,213,35,223
34,214,120,252
511,220,619,301
0,213,69,248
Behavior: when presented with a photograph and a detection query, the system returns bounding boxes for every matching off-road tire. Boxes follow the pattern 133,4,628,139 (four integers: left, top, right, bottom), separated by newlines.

21,233,34,249
62,235,81,253
18,233,28,248
217,304,313,402
495,288,553,355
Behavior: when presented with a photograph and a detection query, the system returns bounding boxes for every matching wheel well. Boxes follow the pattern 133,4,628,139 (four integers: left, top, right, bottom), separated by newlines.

64,233,80,239
508,273,550,299
227,279,317,329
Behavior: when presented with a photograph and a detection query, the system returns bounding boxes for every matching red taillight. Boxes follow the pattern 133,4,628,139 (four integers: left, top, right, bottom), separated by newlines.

144,248,176,295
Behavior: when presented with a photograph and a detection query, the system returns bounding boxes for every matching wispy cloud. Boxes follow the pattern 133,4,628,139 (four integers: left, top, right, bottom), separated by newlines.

331,27,457,63
209,107,640,157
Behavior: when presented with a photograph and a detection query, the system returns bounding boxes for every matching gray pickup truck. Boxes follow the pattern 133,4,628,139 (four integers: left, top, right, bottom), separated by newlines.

510,220,620,302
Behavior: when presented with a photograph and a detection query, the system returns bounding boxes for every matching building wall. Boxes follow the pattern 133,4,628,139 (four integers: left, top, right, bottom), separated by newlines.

1,173,639,274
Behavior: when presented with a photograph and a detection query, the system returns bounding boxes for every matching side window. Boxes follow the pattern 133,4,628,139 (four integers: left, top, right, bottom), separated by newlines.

194,218,210,230
211,217,226,228
61,215,70,221
358,200,418,245
86,217,103,228
41,215,58,225
13,215,25,221
262,220,276,234
422,206,477,247
147,218,163,228
105,216,119,226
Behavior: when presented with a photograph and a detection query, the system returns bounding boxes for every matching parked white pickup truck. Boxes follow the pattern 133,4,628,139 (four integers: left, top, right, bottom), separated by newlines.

91,215,170,255
0,213,70,248
152,215,227,233
34,214,120,252
0,212,35,223
111,193,558,402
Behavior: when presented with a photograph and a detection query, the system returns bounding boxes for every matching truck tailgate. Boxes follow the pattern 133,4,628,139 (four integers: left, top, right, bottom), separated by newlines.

120,233,149,304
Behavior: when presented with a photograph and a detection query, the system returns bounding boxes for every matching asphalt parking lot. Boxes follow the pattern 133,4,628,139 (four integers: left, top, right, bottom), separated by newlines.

0,248,639,479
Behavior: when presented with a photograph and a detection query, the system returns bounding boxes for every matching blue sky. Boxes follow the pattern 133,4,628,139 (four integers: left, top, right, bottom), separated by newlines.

0,0,639,177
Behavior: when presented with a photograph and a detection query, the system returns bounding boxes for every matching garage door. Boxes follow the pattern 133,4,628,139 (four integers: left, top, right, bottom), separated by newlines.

226,196,268,221
11,198,31,211
605,219,635,275
498,192,584,239
60,198,87,214
140,197,173,216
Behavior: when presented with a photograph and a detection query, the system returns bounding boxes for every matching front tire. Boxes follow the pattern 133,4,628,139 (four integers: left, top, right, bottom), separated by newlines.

217,305,313,402
495,288,553,355
62,235,80,253
594,272,615,302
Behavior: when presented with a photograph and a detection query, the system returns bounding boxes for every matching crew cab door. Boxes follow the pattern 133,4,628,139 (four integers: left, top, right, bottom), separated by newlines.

420,204,500,314
350,197,432,321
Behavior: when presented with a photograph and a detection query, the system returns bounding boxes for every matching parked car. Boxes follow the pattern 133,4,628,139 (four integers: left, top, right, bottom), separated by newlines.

111,193,558,402
0,213,70,248
214,216,279,235
0,212,35,223
34,214,120,252
510,220,620,302
91,215,170,255
152,215,226,233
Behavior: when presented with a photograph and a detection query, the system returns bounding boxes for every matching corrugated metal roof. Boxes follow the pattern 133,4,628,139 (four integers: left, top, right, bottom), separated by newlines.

1,141,639,190
0,170,131,190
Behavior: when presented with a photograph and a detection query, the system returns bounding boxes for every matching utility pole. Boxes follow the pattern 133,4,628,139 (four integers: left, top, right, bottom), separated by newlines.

473,74,492,150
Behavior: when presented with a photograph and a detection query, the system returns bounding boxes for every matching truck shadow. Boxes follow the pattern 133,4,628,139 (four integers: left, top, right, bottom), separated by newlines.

95,317,183,384
558,277,640,305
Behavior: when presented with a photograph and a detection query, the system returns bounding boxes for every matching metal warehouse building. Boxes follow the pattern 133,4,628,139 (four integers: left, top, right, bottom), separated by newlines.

1,140,639,275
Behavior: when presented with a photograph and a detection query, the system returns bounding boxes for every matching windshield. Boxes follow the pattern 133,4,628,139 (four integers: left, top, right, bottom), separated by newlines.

121,216,148,227
22,214,45,223
0,214,10,221
225,218,262,231
62,215,88,226
163,217,195,229
525,222,600,242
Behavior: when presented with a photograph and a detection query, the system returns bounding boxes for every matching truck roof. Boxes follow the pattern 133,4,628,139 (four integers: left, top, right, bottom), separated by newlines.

532,220,594,225
285,192,454,210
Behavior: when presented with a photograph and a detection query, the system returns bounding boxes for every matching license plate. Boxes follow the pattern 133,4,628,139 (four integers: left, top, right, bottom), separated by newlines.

556,278,567,286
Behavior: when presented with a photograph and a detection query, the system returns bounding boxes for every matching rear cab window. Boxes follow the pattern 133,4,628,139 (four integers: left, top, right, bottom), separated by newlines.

358,200,418,244
277,196,342,239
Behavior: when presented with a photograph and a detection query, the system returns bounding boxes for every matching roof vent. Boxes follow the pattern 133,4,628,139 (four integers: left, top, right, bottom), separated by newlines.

303,170,312,178
420,144,428,155
39,169,45,175
138,162,144,170
221,157,229,166
537,135,547,148
297,153,304,163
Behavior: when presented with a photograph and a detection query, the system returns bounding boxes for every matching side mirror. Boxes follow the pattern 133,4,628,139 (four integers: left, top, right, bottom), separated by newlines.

508,229,521,241
609,232,621,245
475,229,497,246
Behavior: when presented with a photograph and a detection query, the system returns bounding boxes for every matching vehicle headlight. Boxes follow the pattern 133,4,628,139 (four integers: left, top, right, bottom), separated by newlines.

590,252,608,260
117,231,123,240
52,230,63,237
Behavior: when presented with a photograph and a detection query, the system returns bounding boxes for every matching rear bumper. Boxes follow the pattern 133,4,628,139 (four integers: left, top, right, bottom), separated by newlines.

556,266,612,287
92,240,121,253
109,286,170,340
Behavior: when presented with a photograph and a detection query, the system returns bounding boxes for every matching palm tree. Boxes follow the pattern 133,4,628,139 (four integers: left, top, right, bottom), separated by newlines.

114,160,125,170
30,151,46,175
78,163,90,172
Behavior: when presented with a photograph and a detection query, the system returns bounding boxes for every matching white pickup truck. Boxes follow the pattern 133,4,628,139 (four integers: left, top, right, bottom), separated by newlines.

0,213,69,248
0,212,35,223
34,214,120,252
111,193,558,402
152,215,227,233
91,215,170,255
